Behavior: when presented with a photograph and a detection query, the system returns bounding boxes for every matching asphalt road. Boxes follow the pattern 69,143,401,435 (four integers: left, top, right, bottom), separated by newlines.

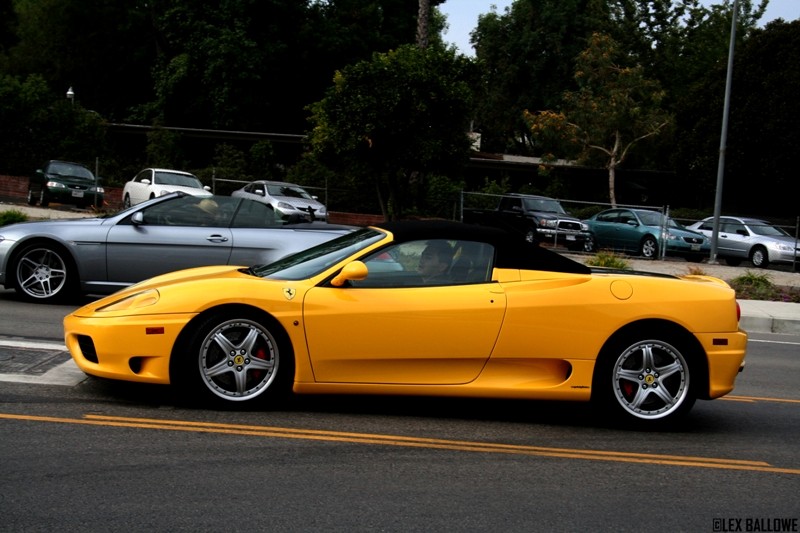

0,293,798,531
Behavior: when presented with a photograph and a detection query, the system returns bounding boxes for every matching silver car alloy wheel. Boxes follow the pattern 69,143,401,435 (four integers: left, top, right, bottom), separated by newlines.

611,339,689,420
641,237,658,258
198,318,279,401
15,245,68,300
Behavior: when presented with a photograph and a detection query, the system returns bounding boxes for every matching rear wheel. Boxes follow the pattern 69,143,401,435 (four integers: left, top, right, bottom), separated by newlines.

724,257,742,267
750,246,769,268
640,236,658,259
123,194,131,208
593,329,697,427
172,311,293,406
12,242,76,302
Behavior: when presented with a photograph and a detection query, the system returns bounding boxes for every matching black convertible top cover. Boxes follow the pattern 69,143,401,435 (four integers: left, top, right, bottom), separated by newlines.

375,220,591,275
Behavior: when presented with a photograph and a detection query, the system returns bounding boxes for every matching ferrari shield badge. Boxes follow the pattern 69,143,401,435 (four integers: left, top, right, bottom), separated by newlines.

283,287,296,300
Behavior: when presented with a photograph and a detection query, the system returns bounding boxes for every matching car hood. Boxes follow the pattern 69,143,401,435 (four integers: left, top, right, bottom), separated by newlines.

0,217,107,235
70,264,304,318
46,174,96,185
277,196,326,209
154,185,212,197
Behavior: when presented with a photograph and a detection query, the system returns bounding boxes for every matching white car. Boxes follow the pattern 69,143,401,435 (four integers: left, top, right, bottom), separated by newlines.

687,216,800,268
122,168,212,207
231,180,327,221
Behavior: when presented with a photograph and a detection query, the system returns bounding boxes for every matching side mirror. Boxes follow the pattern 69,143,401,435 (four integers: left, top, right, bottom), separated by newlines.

131,212,145,225
204,186,211,191
141,179,151,185
331,261,368,287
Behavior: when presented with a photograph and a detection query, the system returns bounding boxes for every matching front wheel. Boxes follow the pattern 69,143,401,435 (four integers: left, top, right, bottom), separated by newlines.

123,194,131,208
640,236,658,259
12,242,75,302
750,246,769,268
27,188,38,206
172,311,293,406
594,331,696,427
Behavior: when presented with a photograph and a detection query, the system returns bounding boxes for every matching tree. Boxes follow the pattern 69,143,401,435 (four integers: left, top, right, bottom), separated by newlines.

674,19,800,216
525,33,671,206
306,45,475,220
470,0,606,154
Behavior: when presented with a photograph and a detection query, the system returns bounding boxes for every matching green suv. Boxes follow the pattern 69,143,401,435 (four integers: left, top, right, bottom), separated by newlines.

28,160,104,209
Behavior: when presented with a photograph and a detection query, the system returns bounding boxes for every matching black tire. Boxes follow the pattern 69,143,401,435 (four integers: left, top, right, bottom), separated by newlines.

724,257,742,267
11,241,76,303
171,310,294,407
39,190,49,207
26,188,38,206
123,194,131,208
640,236,658,259
593,327,697,428
685,255,703,263
750,246,769,268
583,234,596,253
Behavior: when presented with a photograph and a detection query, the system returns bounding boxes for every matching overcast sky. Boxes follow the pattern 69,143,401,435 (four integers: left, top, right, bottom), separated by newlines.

439,0,800,56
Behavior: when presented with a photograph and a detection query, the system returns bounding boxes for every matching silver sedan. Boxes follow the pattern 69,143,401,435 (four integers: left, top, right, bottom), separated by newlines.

687,216,799,268
0,193,352,303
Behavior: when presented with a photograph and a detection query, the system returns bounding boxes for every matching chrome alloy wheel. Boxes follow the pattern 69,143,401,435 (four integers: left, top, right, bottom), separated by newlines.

611,340,689,420
16,246,68,300
198,319,279,401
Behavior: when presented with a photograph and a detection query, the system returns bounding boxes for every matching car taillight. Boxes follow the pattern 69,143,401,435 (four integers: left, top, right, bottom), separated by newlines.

736,301,741,322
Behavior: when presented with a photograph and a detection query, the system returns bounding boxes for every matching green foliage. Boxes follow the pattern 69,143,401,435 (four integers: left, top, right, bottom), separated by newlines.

584,251,631,270
307,44,475,220
728,270,800,303
471,0,604,153
0,209,28,227
527,33,672,205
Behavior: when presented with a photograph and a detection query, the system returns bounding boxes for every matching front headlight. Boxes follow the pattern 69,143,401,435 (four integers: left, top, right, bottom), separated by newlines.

775,243,793,252
277,201,295,210
539,219,557,228
97,289,160,312
580,222,589,231
46,181,67,189
93,186,105,193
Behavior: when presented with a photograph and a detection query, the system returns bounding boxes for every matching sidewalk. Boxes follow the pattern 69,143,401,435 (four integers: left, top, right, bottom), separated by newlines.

2,201,799,335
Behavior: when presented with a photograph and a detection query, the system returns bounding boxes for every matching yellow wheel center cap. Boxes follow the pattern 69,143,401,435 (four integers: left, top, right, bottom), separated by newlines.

234,355,245,365
644,374,656,385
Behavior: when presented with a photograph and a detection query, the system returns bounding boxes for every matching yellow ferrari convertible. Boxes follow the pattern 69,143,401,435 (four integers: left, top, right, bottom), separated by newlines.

64,220,747,426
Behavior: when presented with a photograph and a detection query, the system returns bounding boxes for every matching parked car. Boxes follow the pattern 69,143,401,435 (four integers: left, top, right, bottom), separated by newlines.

64,220,747,427
584,208,709,261
27,160,104,209
122,168,212,207
462,193,591,251
686,216,800,268
0,193,352,303
231,180,327,222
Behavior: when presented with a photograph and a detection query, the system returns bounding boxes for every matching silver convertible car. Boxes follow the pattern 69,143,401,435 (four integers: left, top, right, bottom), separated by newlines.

0,193,352,303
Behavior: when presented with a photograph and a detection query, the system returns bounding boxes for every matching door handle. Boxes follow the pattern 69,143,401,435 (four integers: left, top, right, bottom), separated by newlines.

206,234,229,243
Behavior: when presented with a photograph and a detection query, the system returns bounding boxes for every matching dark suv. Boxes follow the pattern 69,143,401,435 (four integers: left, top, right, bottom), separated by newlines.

463,194,592,251
28,160,104,209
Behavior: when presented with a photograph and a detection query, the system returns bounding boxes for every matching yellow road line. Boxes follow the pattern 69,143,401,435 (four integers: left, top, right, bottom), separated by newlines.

721,395,800,404
1,412,798,475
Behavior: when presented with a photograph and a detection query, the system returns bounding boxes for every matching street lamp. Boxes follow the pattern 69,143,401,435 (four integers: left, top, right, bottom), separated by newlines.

66,86,74,105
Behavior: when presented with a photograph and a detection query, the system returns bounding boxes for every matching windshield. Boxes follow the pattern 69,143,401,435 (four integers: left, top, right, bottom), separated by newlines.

637,211,683,228
749,221,791,237
522,197,566,214
252,228,385,280
48,162,94,181
268,184,314,200
156,172,204,189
